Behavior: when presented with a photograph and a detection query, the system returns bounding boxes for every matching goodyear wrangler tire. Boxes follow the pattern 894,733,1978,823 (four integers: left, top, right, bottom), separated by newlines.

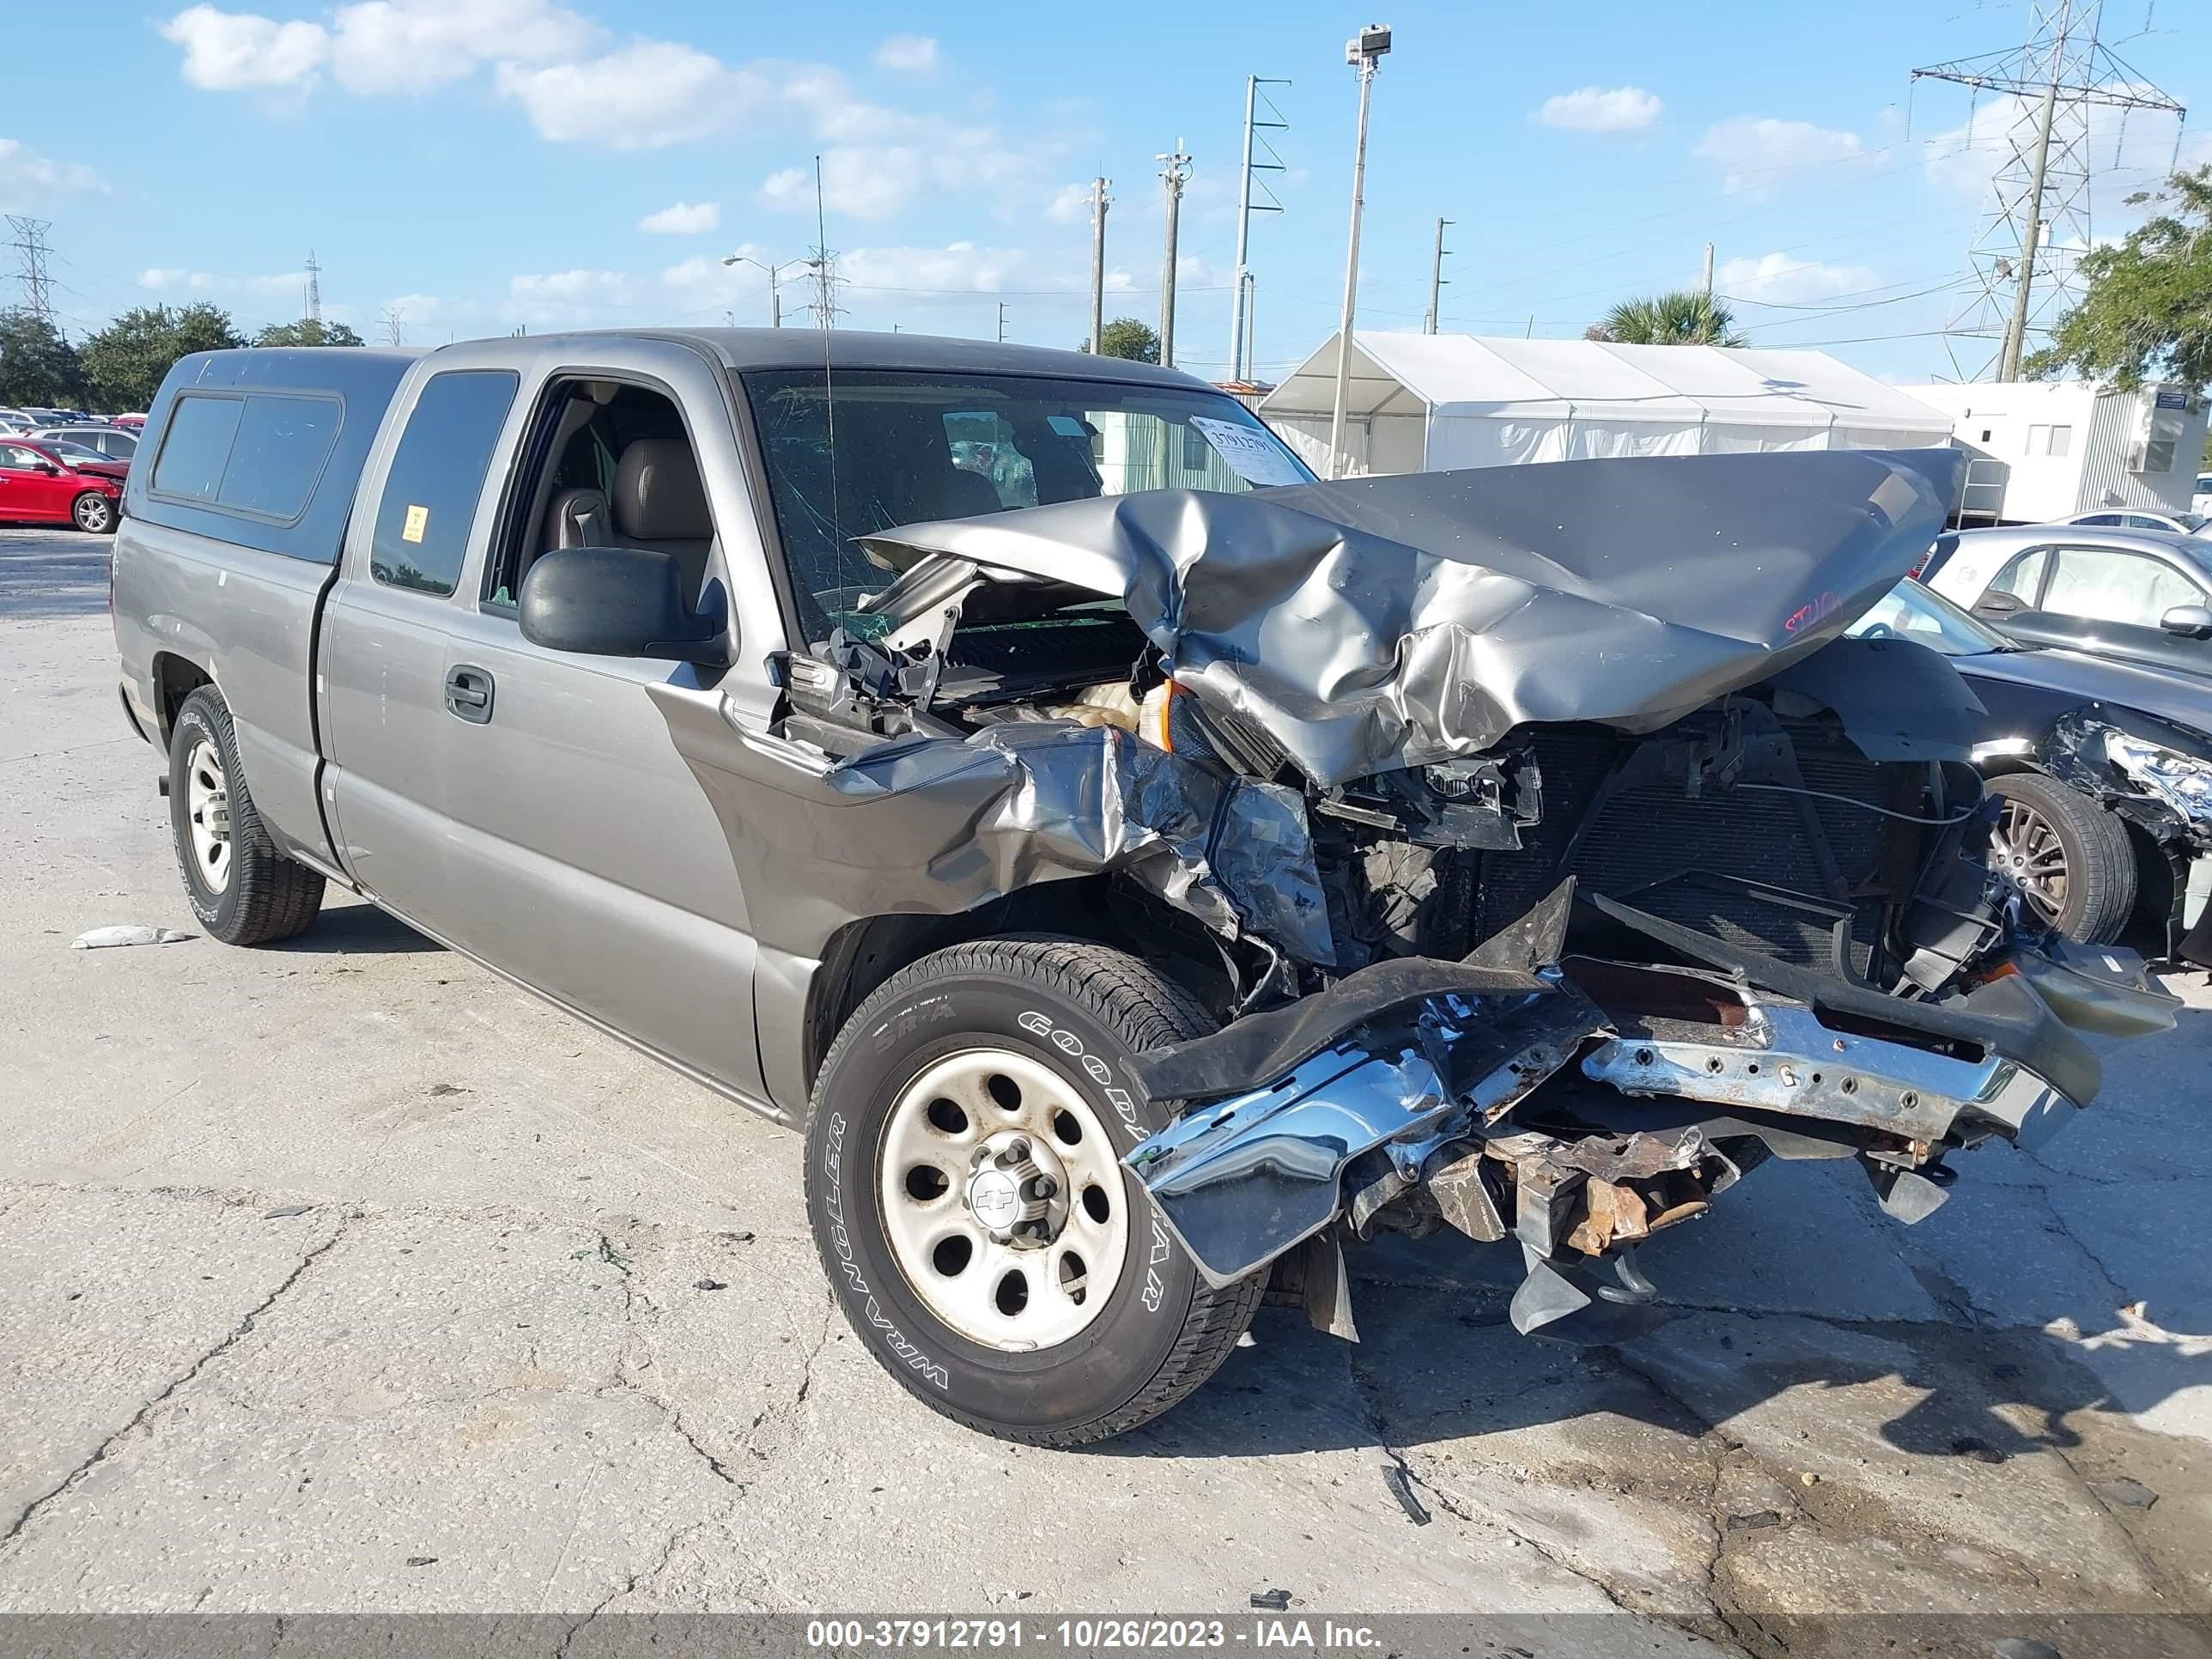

803,937,1264,1445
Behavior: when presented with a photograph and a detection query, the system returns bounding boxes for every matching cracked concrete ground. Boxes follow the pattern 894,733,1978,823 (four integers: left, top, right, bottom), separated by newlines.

3,529,2210,1655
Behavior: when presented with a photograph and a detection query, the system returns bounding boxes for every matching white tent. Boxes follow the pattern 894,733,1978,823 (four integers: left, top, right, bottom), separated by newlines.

1261,332,1955,477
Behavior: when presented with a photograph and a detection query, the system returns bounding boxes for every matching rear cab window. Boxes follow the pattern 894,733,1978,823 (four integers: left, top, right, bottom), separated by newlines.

149,392,343,525
369,370,520,597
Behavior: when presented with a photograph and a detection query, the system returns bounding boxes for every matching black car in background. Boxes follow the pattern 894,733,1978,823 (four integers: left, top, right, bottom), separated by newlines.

1850,581,2212,963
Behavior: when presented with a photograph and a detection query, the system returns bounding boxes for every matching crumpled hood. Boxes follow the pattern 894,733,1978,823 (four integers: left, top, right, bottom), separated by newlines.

858,447,1966,787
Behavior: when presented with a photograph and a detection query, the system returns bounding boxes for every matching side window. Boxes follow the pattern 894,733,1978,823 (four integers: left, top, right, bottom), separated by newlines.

0,444,39,470
218,396,342,520
370,371,520,597
2043,546,2207,627
151,395,246,502
2074,513,2119,526
1987,547,2049,604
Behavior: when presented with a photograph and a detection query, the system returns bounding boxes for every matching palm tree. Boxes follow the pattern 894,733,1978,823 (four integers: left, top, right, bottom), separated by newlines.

1586,290,1747,348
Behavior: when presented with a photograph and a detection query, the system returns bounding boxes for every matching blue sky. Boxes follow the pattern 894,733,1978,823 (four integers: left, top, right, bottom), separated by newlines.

3,0,2208,385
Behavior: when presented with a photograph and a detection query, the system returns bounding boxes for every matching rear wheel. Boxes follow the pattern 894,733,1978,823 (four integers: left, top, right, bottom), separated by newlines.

804,937,1263,1446
71,492,114,533
1985,771,2136,944
167,687,325,945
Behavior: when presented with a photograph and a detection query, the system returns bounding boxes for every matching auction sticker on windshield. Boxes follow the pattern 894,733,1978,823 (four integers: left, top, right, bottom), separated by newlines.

1190,416,1306,487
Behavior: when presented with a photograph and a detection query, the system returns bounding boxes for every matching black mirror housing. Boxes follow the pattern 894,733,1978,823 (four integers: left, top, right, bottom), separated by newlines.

2159,602,2212,639
518,546,726,665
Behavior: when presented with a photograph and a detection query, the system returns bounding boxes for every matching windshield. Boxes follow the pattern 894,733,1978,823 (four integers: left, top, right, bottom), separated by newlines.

739,368,1313,641
1847,579,2009,657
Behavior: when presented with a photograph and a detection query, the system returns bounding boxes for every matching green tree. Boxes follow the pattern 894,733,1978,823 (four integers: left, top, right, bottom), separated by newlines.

80,303,246,410
2027,165,2212,390
1091,317,1161,363
1587,290,1746,347
253,319,367,348
0,307,86,404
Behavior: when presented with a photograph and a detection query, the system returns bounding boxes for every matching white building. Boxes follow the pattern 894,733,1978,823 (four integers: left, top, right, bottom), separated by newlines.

1893,380,2209,525
1261,332,1954,477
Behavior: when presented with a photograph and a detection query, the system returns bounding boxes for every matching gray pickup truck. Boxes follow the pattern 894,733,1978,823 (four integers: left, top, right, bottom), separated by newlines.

112,330,2178,1446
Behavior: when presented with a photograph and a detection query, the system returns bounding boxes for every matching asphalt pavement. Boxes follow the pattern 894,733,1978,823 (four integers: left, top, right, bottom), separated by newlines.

2,526,2208,1657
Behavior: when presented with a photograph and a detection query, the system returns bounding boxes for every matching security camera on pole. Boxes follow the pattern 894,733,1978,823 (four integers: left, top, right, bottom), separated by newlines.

1327,23,1391,479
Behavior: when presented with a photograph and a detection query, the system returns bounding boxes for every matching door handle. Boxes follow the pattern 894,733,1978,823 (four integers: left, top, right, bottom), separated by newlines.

445,664,495,724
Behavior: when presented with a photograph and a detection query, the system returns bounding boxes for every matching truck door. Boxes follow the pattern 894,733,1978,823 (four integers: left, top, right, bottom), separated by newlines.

319,368,524,930
424,363,769,1104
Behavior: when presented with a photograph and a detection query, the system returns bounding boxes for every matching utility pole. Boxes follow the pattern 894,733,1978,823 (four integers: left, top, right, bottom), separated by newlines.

1424,217,1451,335
1700,241,1715,299
1328,24,1392,480
1998,81,2060,382
304,249,321,325
5,216,55,324
1228,75,1290,382
996,301,1007,343
1913,1,2185,381
1158,140,1192,368
1086,176,1110,354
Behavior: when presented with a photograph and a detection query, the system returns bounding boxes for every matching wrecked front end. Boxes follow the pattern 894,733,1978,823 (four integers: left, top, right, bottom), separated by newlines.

775,447,2180,1340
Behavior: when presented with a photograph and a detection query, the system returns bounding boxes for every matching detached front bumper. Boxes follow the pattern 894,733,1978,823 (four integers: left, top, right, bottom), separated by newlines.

1123,900,2177,1304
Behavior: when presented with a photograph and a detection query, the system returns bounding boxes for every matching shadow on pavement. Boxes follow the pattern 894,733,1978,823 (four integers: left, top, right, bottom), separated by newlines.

268,896,444,955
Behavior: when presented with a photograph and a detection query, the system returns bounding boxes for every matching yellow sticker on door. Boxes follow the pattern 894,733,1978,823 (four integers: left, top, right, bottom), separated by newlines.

401,504,429,544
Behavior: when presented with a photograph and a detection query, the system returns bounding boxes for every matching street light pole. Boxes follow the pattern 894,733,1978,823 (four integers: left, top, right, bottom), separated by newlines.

720,253,805,326
1328,24,1391,480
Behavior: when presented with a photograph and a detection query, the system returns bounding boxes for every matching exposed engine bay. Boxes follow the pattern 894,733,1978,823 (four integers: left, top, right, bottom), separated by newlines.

745,448,2182,1340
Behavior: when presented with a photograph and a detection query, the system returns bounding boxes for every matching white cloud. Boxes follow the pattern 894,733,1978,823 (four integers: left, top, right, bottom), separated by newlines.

1045,182,1093,224
873,33,938,76
1923,88,2197,224
758,132,1026,222
326,0,599,94
1715,252,1881,304
1696,117,1863,195
140,268,218,290
639,199,720,234
161,4,328,90
495,41,769,148
1533,87,1662,134
507,267,634,325
0,139,105,208
137,267,310,299
161,0,595,95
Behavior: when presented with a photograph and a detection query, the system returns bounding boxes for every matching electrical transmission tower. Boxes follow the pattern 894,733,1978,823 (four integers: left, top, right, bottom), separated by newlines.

1227,76,1289,383
1912,0,2185,381
304,251,322,325
6,216,56,323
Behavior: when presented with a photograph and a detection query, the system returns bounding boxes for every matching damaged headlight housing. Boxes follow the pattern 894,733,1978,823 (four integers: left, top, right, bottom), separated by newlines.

2106,731,2212,824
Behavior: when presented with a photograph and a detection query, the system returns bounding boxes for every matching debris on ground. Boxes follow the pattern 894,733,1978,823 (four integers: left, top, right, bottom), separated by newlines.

2090,1477,2158,1510
1953,1436,2007,1465
72,926,192,950
261,1205,313,1218
695,1279,728,1291
404,1557,438,1568
1249,1589,1292,1611
427,1083,468,1097
1725,1510,1783,1532
1381,1463,1432,1525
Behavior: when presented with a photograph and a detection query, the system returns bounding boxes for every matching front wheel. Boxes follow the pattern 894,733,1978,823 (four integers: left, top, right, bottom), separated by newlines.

804,937,1263,1446
71,491,115,533
1985,770,2137,943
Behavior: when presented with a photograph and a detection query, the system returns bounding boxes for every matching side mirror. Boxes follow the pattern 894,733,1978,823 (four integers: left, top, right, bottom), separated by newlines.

34,463,58,477
2160,603,2212,639
1974,589,2027,617
518,546,726,665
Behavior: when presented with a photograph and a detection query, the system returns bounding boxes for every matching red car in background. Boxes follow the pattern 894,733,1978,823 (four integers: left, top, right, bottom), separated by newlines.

0,437,126,532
